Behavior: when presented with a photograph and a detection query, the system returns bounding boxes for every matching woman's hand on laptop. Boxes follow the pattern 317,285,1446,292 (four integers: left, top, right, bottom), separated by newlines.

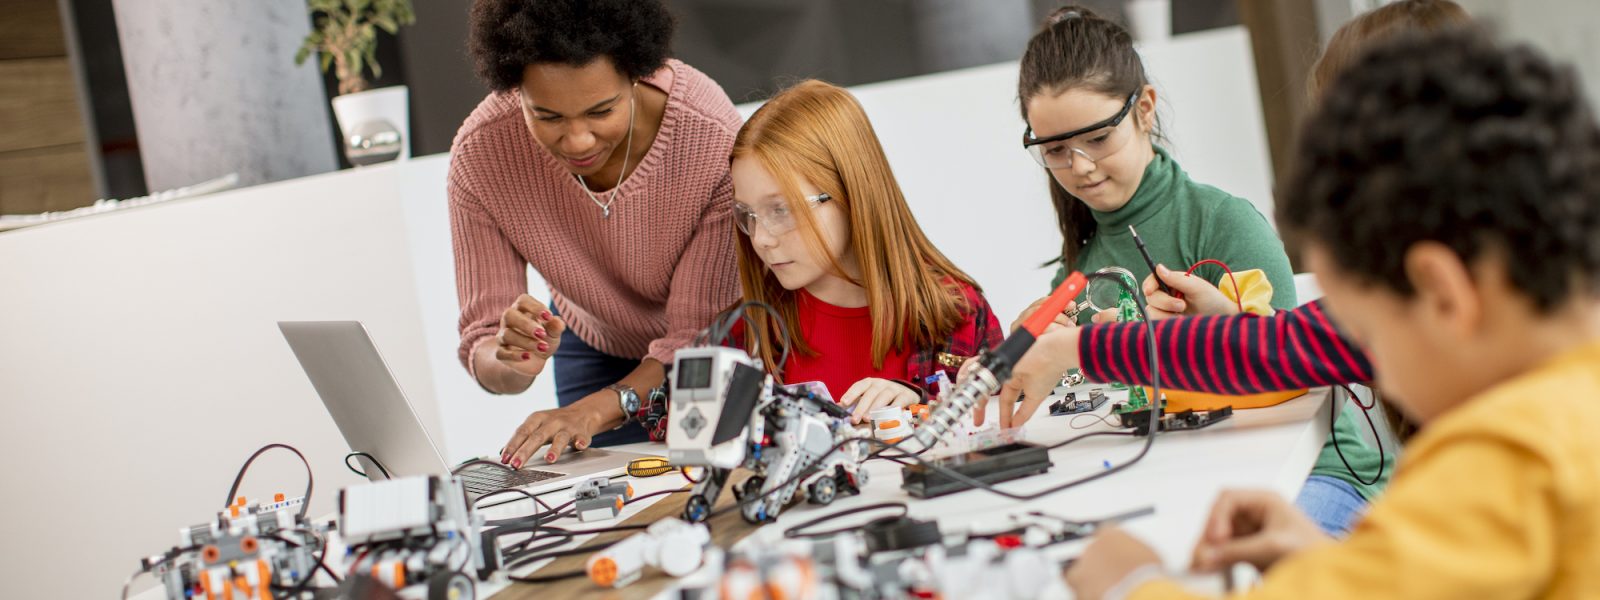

500,398,610,468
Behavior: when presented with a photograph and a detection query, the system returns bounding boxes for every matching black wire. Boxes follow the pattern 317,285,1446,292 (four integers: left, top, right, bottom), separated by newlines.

681,466,707,483
503,532,576,559
269,528,334,594
784,502,909,538
628,488,690,505
223,443,313,519
1045,429,1139,448
507,568,588,584
121,545,203,600
344,451,393,480
496,517,650,561
473,486,558,514
501,530,638,572
485,272,1160,578
852,272,1160,503
1332,384,1386,486
703,437,871,520
452,459,511,475
699,272,1163,519
706,383,1146,517
315,562,340,585
486,508,574,529
708,300,793,372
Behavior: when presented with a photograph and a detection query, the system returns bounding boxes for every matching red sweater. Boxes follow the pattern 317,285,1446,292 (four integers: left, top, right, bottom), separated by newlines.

635,282,1003,441
772,289,914,401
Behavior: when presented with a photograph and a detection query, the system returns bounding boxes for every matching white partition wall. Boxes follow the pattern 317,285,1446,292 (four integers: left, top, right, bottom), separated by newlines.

0,27,1271,599
0,164,445,598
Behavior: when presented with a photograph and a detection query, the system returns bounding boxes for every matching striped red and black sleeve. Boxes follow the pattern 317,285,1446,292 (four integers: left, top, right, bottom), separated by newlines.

1078,299,1372,393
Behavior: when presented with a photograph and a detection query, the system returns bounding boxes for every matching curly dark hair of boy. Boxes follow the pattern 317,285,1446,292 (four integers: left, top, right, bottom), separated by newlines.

1279,26,1600,311
469,0,675,92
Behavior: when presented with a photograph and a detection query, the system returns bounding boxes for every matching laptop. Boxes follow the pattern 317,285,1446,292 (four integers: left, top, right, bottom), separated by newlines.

278,321,648,501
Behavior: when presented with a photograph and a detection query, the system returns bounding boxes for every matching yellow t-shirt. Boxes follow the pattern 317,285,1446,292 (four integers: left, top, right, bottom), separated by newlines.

1132,341,1600,600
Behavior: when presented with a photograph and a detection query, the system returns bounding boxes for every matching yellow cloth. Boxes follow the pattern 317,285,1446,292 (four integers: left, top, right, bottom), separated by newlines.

1130,341,1600,600
1216,268,1274,317
1144,268,1307,412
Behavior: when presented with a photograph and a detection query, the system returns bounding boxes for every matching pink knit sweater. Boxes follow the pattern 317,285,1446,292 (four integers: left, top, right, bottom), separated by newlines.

448,59,743,376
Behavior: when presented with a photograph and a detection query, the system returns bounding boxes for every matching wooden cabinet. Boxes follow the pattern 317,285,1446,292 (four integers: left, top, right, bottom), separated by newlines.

0,0,95,215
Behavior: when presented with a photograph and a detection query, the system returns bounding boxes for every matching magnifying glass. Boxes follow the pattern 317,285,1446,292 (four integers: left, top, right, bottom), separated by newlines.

1064,266,1140,320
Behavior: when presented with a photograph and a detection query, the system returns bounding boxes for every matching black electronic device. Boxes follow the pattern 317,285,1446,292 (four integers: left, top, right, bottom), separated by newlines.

900,442,1052,499
1049,389,1109,416
1120,407,1232,435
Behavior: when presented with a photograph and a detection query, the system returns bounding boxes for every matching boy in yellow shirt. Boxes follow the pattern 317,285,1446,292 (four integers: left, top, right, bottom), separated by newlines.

1045,27,1600,600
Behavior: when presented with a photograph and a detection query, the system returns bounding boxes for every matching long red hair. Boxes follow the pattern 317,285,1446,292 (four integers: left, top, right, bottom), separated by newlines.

731,80,979,374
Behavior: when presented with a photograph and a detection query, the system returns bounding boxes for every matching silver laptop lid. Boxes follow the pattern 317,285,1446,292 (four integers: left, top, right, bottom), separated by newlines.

278,321,450,480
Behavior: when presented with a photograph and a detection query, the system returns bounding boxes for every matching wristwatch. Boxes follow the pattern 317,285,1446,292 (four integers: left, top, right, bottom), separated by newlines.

607,384,640,428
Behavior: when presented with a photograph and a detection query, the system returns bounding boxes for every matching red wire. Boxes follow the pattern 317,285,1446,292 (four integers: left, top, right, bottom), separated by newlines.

1184,259,1246,313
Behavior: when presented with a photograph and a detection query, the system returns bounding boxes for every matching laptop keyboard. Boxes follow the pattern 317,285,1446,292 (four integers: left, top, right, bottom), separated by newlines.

457,463,564,495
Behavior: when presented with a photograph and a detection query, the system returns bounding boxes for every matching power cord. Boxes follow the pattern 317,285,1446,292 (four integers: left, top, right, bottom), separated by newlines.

120,544,201,600
1332,384,1386,486
784,502,909,539
697,300,794,371
344,451,393,479
702,271,1158,518
1184,259,1245,313
223,443,313,520
268,527,338,594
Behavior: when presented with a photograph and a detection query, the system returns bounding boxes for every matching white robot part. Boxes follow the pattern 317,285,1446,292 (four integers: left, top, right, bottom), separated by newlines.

668,346,761,469
870,406,915,444
585,518,711,588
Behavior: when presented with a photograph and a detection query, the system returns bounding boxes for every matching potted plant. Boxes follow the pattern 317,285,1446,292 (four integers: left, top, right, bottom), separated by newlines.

295,0,417,165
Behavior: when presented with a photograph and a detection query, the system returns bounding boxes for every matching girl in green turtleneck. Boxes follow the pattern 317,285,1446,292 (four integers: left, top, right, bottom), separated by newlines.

1017,7,1295,319
1010,5,1388,538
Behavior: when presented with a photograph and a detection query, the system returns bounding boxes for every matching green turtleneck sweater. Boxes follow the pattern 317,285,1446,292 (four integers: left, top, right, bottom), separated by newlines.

1051,146,1391,502
1051,146,1296,311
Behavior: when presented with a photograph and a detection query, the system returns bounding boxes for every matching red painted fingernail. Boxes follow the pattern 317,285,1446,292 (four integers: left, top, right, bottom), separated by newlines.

546,453,556,462
540,311,551,320
522,352,531,360
537,343,549,352
512,458,522,468
535,329,546,339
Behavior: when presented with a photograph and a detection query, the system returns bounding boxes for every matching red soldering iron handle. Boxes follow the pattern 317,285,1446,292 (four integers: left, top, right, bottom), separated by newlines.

1021,271,1088,337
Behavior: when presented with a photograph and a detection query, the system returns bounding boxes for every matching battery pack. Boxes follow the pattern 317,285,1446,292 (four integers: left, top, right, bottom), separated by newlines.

900,442,1052,499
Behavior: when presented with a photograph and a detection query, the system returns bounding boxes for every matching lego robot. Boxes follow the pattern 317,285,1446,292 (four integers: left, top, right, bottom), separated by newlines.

668,346,872,524
337,475,497,599
144,494,326,600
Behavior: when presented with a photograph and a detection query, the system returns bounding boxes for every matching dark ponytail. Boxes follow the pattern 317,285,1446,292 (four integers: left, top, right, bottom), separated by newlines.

1019,5,1153,269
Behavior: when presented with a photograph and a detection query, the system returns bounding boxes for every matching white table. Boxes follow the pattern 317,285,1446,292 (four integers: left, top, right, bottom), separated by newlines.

471,386,1337,599
127,387,1333,600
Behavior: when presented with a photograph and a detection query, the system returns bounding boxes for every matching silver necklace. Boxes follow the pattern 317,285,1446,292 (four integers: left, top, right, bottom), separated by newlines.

575,84,636,219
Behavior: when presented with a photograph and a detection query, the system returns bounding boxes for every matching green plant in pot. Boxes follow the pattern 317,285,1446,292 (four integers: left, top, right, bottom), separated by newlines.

295,0,416,164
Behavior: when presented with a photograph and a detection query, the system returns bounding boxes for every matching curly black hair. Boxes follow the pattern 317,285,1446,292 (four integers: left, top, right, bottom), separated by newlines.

1279,27,1600,312
469,0,675,92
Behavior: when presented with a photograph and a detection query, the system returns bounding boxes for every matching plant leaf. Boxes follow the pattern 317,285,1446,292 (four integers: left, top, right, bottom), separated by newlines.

349,48,364,78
